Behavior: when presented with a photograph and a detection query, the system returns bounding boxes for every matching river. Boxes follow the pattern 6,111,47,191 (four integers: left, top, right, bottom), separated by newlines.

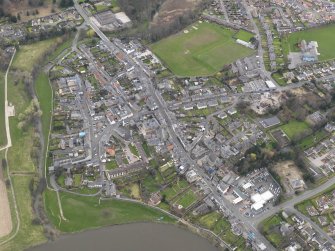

28,223,220,251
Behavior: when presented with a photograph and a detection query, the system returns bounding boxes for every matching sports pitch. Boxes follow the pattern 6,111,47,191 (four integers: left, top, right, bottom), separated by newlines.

283,24,335,61
150,22,255,77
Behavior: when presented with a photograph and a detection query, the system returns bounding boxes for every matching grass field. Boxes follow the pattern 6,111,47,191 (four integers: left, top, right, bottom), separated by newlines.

279,120,310,139
0,72,6,147
196,211,246,250
151,22,254,77
176,190,197,208
44,191,176,232
283,24,335,61
234,30,254,42
12,39,60,72
35,73,52,142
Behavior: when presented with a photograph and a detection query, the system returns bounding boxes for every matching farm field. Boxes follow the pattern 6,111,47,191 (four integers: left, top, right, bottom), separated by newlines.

283,24,335,61
151,22,254,77
44,190,176,233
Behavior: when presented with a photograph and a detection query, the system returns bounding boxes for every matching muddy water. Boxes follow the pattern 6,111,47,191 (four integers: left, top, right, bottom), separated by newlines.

28,223,219,251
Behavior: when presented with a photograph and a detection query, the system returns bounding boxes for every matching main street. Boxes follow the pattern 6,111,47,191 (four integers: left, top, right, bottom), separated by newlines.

73,1,335,249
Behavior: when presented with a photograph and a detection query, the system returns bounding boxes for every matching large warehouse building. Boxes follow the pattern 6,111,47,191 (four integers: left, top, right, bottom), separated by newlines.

251,190,274,211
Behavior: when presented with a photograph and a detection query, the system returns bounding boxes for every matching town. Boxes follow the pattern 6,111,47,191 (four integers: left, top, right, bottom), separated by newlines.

0,0,335,250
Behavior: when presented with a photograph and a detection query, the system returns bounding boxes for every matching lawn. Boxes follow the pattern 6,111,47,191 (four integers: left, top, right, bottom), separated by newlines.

279,120,310,139
106,159,118,170
234,30,254,42
272,72,286,86
44,190,176,232
129,144,139,157
151,22,254,77
0,71,6,146
197,211,221,229
176,190,198,208
261,215,282,233
283,24,335,61
161,179,189,201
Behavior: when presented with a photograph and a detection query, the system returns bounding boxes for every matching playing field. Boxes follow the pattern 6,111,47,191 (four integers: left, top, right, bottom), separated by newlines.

151,22,254,77
283,24,335,61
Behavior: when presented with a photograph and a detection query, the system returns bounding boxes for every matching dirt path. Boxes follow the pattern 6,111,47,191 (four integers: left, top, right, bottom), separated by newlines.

0,166,12,238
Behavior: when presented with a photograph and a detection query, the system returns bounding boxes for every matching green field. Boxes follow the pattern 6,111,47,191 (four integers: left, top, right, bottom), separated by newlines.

12,39,59,72
279,120,310,139
35,73,52,142
283,24,335,61
0,71,6,146
44,191,176,232
234,30,254,42
1,37,69,251
151,22,254,77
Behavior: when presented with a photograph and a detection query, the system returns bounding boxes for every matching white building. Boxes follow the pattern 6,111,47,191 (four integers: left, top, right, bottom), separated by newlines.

265,80,276,89
251,190,274,211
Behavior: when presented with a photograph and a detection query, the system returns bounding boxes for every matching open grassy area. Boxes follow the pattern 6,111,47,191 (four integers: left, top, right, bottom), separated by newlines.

106,159,118,170
111,0,120,12
197,211,221,229
196,211,246,250
260,214,285,248
272,72,286,86
279,120,310,139
1,37,68,251
12,39,59,72
234,30,254,41
35,72,52,142
151,22,254,77
44,190,176,232
161,179,189,201
176,190,197,208
0,71,6,146
1,176,45,251
129,144,139,157
283,24,335,61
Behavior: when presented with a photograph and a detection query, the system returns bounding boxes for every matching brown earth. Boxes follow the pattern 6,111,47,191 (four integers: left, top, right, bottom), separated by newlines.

151,0,201,27
273,160,305,196
0,164,12,238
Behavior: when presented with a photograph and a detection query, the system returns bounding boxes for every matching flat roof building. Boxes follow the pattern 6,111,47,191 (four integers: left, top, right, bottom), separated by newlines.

251,190,274,211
